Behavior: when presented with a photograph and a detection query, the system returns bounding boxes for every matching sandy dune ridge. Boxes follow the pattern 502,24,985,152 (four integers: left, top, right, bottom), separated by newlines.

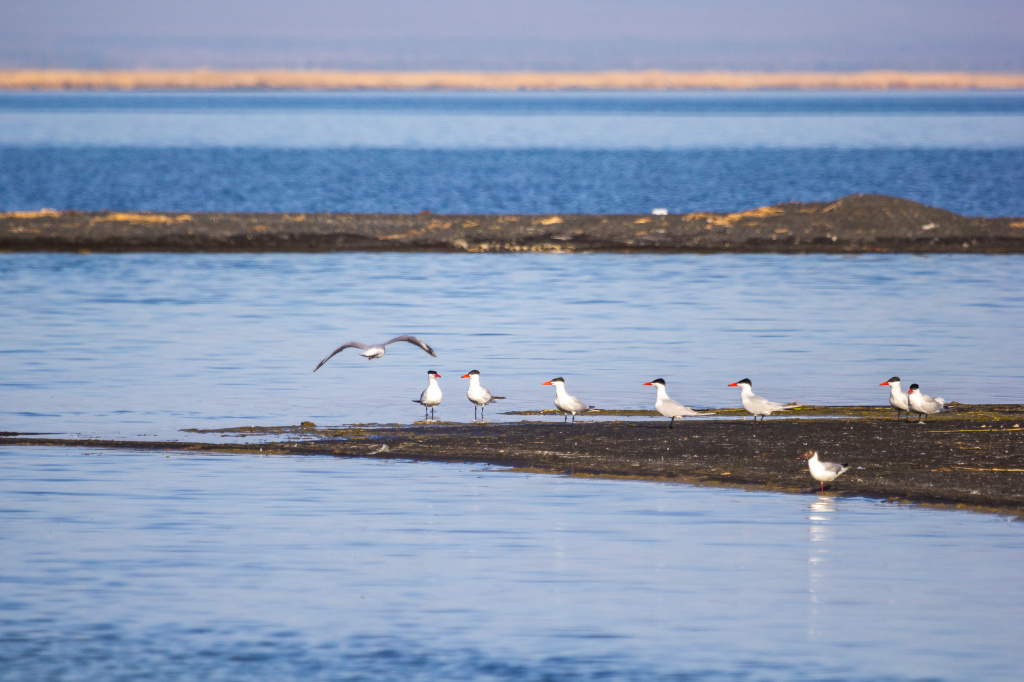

3,69,1024,91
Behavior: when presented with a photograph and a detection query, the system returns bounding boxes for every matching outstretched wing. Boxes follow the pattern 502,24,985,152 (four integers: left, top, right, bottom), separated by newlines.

314,342,368,372
383,335,437,357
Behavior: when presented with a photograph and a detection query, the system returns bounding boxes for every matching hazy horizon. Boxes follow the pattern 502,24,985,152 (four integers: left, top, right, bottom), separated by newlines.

2,1,1023,72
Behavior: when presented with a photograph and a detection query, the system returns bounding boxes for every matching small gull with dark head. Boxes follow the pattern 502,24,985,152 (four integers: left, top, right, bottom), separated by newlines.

800,450,850,493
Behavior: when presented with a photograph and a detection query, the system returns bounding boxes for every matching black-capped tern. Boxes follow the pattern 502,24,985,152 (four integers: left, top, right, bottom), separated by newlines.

800,450,850,493
728,378,799,421
462,370,504,420
907,383,948,422
542,377,595,424
314,335,437,371
412,370,442,419
879,377,910,420
643,378,715,428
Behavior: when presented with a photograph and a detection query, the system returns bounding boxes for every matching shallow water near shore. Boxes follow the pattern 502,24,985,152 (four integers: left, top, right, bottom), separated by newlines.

1,446,1022,681
2,251,1023,438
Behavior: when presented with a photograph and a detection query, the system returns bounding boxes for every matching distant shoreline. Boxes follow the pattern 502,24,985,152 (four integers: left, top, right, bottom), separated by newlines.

2,69,1024,91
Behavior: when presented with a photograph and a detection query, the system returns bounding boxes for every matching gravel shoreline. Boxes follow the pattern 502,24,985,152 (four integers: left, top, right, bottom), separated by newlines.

4,194,1024,254
5,405,1023,518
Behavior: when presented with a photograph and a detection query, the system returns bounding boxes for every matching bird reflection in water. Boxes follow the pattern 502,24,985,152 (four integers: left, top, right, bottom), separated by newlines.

807,496,836,640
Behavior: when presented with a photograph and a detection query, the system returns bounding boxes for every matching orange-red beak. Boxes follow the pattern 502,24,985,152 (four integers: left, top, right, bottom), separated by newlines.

643,382,653,386
879,381,889,386
461,374,470,378
728,382,738,387
542,381,552,385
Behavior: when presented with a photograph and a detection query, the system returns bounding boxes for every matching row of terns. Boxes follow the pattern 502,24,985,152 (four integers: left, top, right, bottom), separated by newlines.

312,336,950,425
314,336,949,492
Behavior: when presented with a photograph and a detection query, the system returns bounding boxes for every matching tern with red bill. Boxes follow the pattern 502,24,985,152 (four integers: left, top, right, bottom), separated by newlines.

907,383,948,421
879,377,910,420
800,450,850,493
314,335,436,370
462,370,504,421
542,378,595,424
644,378,715,428
412,370,442,420
728,378,799,421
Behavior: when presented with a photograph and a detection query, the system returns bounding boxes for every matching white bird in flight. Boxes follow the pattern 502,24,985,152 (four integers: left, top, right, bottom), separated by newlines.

314,335,436,371
413,370,443,420
644,378,715,428
728,378,799,421
879,376,910,420
801,450,850,493
907,383,948,422
462,370,504,420
542,377,595,424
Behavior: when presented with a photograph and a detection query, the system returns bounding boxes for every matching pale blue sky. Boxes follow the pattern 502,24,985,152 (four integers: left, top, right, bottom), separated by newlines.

1,0,1022,70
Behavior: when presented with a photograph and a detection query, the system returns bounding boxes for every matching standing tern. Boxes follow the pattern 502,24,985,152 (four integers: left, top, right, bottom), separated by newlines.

879,377,910,420
542,378,595,424
800,450,850,493
314,335,436,370
412,370,442,420
907,383,948,422
644,378,715,428
462,370,505,420
728,378,799,421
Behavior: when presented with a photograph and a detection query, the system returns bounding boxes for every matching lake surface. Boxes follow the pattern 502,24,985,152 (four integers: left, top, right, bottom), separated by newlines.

3,91,1024,680
2,252,1023,438
1,91,1023,215
1,447,1022,681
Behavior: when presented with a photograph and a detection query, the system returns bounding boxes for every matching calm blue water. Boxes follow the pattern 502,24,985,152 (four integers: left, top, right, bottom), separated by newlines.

3,91,1024,680
2,251,1022,438
1,91,1023,215
1,447,1022,681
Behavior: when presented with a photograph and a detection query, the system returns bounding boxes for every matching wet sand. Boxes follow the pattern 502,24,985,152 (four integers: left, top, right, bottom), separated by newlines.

4,404,1023,518
3,195,1024,254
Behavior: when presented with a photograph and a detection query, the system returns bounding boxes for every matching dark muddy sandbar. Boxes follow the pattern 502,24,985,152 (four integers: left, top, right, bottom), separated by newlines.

3,195,1024,254
4,404,1023,518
